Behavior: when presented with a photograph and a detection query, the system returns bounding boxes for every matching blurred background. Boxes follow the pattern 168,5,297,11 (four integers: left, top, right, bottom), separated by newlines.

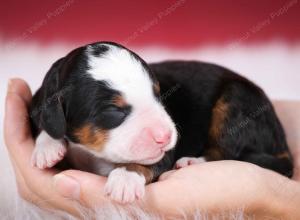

0,0,299,98
0,0,299,218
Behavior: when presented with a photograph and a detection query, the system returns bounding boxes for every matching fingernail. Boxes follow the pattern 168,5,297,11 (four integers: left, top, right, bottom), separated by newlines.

53,174,80,199
7,79,13,93
7,78,19,93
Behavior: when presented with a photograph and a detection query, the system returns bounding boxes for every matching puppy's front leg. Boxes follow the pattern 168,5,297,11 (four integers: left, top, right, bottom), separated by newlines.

31,131,67,169
104,164,154,203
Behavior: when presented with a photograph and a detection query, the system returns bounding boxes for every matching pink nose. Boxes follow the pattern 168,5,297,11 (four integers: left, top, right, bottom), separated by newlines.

145,127,172,146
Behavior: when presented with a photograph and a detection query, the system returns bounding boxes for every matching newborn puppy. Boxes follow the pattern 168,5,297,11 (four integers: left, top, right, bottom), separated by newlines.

30,42,293,203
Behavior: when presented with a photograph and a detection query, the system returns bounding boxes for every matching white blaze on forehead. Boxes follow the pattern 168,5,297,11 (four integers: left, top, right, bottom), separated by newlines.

86,44,154,103
82,44,177,164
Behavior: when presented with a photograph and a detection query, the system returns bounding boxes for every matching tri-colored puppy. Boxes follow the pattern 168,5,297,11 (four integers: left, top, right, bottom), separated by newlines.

30,42,293,203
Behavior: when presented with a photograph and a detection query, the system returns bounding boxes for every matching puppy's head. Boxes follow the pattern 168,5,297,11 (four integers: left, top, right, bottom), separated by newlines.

39,42,177,165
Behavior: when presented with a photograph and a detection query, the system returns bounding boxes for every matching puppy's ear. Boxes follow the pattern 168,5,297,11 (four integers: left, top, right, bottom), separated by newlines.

40,58,67,139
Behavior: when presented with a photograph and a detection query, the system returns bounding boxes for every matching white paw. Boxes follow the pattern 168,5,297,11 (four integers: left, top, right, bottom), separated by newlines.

31,131,67,169
104,167,146,203
175,156,206,169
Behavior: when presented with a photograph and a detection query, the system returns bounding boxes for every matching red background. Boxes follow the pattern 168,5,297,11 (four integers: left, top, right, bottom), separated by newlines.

1,0,299,48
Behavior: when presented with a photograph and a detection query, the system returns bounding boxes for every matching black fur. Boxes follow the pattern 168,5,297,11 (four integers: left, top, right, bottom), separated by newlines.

30,43,132,142
30,42,293,179
150,61,293,178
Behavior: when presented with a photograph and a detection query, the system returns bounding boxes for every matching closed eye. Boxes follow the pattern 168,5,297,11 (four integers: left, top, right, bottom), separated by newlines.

103,105,122,113
98,105,131,129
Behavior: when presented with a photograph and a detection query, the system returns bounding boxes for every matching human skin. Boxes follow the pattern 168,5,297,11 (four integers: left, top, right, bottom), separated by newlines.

4,78,300,219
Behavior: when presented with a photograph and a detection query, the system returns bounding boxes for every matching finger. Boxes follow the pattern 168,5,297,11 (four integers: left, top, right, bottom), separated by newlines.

158,170,176,181
292,147,300,181
4,85,51,202
4,78,33,148
4,93,35,175
53,170,108,207
7,78,32,105
3,81,79,215
4,79,99,217
4,91,33,149
9,158,58,213
11,159,42,205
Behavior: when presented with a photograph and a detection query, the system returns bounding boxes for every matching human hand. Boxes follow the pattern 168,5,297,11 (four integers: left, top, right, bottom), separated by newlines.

145,160,300,219
4,78,110,218
144,101,300,218
4,78,300,219
273,100,300,181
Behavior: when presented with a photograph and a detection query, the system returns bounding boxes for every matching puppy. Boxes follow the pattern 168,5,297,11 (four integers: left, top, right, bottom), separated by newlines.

30,42,293,203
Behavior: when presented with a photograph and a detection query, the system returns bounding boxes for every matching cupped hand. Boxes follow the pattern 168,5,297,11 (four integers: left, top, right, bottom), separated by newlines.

4,78,300,219
4,78,109,218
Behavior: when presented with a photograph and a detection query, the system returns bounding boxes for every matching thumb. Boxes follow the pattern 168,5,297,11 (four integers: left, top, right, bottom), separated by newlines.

53,170,108,207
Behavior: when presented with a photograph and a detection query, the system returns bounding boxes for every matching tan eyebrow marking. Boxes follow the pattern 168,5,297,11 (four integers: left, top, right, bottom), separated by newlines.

74,124,107,152
112,95,127,107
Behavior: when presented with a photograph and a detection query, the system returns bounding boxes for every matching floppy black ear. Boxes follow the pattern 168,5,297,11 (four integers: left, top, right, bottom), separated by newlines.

40,58,67,139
